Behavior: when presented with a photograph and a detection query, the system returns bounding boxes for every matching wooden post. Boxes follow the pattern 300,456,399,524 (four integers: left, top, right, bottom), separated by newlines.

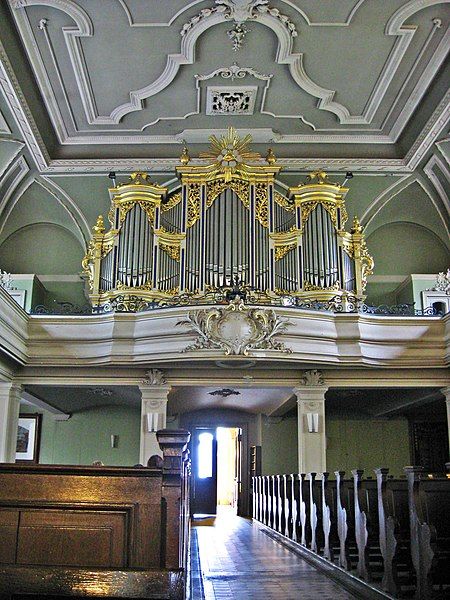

309,472,318,553
157,429,190,570
291,474,298,542
283,474,290,538
335,471,350,570
352,469,371,582
404,466,434,600
299,473,308,546
321,472,334,561
277,474,283,534
375,468,399,596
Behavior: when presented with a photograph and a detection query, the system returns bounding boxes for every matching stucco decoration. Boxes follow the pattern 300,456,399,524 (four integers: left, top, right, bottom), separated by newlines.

177,297,292,355
302,369,325,386
181,0,297,38
142,369,167,386
428,269,450,294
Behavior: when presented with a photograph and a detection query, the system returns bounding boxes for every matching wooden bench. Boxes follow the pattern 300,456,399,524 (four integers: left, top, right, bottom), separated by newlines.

0,429,190,600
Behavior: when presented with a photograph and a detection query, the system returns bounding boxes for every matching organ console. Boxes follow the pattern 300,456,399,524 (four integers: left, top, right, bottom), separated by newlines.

82,128,373,311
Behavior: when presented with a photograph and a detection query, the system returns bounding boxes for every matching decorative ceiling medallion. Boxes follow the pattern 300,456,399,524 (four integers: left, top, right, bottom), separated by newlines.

209,388,241,397
206,86,257,115
177,297,292,356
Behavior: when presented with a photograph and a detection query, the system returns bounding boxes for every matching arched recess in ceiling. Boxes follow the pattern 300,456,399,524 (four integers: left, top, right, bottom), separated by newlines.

366,221,449,276
0,222,85,275
362,176,449,247
0,175,90,248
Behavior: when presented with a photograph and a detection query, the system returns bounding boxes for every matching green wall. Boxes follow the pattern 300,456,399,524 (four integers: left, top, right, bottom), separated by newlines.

37,405,140,466
261,415,411,478
262,416,298,475
326,418,411,479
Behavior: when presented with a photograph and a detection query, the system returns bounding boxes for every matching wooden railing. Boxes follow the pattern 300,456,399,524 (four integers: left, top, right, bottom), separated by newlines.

253,467,450,599
0,429,191,600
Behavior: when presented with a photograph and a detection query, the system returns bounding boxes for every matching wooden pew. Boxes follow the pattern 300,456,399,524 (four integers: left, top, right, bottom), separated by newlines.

375,468,411,596
405,466,450,600
0,429,190,600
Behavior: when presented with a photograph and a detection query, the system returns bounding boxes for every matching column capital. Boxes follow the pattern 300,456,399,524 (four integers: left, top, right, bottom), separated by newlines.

0,381,23,396
293,369,329,399
440,386,450,402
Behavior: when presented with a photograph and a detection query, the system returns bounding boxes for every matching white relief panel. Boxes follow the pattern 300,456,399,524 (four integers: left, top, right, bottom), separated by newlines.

206,86,258,115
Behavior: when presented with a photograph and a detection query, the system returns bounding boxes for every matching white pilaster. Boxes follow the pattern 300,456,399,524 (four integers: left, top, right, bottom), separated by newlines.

139,370,170,465
294,370,328,474
441,387,450,459
0,382,22,463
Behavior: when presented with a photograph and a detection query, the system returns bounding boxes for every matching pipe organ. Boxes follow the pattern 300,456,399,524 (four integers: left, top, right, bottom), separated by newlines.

83,129,373,311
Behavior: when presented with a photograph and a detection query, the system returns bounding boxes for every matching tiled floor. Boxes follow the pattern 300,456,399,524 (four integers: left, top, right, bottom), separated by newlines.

191,508,359,599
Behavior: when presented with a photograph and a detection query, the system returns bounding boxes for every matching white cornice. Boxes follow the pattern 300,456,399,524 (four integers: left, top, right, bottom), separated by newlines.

0,40,49,171
405,89,450,170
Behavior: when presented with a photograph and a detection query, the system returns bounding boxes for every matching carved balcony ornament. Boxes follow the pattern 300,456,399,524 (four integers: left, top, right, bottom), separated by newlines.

177,296,292,356
142,369,167,386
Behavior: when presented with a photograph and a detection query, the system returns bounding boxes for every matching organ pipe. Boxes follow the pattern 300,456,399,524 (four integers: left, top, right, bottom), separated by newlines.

82,129,373,311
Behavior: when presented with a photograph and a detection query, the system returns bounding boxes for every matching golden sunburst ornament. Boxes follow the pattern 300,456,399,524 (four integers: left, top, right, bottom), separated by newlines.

200,127,261,181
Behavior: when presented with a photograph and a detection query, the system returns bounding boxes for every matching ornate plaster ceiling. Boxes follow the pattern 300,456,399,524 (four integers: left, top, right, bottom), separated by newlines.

0,0,449,173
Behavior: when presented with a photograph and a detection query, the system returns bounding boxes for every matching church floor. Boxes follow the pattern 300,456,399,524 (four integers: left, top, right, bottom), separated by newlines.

190,507,359,600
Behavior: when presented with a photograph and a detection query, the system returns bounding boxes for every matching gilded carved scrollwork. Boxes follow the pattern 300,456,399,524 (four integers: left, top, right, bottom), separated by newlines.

274,192,294,212
187,182,202,228
254,182,269,228
304,281,340,292
160,242,181,262
206,179,250,210
275,243,296,262
360,240,374,291
161,191,182,213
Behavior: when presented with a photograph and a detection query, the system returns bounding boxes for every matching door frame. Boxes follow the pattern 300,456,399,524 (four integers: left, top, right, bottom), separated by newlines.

181,410,250,517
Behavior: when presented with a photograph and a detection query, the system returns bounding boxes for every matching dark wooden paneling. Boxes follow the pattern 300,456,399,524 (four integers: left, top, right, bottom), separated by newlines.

0,466,162,569
16,510,127,568
0,510,19,564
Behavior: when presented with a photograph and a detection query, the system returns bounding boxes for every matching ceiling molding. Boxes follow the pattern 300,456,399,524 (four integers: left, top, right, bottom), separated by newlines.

0,40,49,171
0,156,33,238
0,155,30,218
414,175,450,241
387,20,448,142
6,0,448,151
405,88,450,170
36,175,91,245
0,108,11,134
423,153,450,214
362,174,415,228
117,0,206,28
42,156,410,175
0,140,25,180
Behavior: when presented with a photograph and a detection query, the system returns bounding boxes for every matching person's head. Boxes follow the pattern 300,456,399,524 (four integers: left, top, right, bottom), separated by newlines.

147,454,163,469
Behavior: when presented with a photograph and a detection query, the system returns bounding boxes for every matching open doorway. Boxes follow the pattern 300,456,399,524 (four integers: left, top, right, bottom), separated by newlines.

191,426,242,516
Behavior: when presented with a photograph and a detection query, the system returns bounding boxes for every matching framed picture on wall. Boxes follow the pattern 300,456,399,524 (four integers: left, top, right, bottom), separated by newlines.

15,413,42,463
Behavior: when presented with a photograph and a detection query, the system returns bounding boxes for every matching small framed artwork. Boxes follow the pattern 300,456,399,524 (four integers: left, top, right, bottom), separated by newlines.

16,413,42,464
